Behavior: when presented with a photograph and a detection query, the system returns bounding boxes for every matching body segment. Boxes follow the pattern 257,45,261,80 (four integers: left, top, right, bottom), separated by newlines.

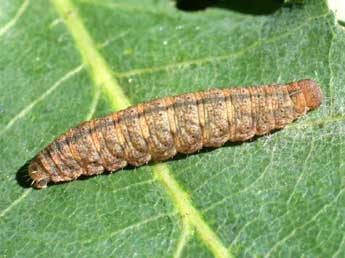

29,79,322,189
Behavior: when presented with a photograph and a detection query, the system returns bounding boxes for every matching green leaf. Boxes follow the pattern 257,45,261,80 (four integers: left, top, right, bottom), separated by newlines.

1,0,344,257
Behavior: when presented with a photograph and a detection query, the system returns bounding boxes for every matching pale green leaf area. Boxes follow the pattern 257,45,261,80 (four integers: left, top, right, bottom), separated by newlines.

1,0,345,257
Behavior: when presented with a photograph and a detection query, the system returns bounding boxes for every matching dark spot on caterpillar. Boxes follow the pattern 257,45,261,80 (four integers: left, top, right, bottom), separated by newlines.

28,79,322,189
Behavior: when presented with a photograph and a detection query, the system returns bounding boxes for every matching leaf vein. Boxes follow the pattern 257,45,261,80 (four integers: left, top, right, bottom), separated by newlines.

0,189,32,218
0,65,84,137
173,218,193,258
0,0,30,38
264,188,345,258
52,1,232,257
114,12,330,78
286,140,315,205
331,231,345,258
110,178,156,195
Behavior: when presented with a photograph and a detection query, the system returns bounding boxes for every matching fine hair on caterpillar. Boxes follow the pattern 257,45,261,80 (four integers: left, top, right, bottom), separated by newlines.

28,79,323,189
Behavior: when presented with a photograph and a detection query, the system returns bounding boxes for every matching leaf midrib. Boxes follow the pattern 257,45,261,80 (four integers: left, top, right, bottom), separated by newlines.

51,0,233,257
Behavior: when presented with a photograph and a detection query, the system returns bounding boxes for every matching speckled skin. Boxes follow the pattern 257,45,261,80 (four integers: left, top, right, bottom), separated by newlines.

29,79,322,189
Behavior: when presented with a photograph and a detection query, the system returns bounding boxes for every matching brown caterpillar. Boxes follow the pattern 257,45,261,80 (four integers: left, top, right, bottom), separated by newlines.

29,79,322,189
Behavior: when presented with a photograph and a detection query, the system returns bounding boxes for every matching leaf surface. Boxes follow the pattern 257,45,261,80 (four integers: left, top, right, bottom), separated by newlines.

1,0,345,257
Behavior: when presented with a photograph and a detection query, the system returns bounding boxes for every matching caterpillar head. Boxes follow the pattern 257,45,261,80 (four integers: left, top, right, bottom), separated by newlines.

28,160,51,189
297,79,323,110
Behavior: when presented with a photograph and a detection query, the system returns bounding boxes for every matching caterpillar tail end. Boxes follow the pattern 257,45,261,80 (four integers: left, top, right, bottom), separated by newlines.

297,79,323,110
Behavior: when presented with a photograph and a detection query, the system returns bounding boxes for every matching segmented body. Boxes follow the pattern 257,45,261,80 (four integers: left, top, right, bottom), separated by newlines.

29,79,322,189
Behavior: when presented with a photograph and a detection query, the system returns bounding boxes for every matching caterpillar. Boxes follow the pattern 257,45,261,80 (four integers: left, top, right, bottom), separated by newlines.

29,79,322,189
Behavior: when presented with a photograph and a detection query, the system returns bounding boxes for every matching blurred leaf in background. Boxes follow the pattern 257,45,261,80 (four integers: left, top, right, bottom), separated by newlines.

0,0,345,257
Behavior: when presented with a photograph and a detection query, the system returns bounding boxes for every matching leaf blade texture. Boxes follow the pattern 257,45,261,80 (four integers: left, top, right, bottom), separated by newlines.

1,0,345,257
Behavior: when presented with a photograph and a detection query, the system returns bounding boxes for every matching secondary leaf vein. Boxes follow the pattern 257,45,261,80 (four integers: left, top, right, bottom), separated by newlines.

113,12,330,78
0,0,30,38
0,189,32,218
0,65,84,137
